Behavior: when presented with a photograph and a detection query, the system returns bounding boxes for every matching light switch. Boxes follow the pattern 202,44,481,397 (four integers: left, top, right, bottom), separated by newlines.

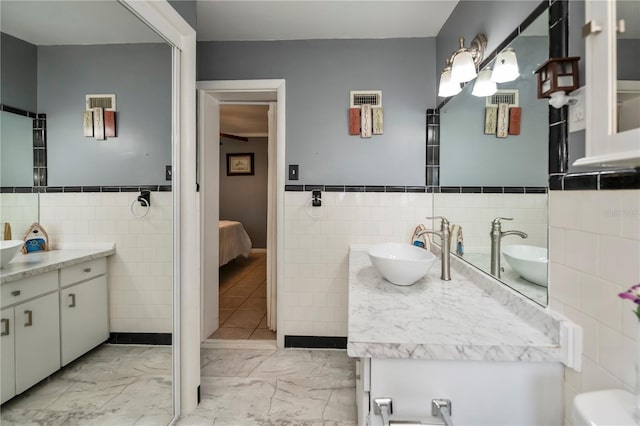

289,164,299,180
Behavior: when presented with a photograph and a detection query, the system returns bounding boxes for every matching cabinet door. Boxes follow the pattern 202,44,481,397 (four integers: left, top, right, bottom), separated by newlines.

60,276,109,366
1,307,15,404
15,292,60,394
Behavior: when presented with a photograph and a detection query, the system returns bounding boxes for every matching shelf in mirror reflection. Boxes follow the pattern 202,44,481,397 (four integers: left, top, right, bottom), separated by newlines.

454,250,547,305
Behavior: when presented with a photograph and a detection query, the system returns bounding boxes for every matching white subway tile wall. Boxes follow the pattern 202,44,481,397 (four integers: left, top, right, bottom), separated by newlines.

0,193,40,239
433,193,548,252
549,190,640,425
39,192,173,333
283,191,433,337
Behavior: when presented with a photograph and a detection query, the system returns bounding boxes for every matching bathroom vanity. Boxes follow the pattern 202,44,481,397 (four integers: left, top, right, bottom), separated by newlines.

0,245,115,404
348,246,580,425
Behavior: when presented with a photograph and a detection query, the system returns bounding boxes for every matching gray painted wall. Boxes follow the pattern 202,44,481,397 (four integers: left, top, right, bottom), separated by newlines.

38,43,172,186
168,0,196,29
1,32,37,111
440,36,549,187
198,38,438,186
219,137,268,248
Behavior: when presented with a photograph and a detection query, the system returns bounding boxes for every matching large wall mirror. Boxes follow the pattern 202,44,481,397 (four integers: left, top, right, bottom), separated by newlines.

0,1,175,423
433,5,550,306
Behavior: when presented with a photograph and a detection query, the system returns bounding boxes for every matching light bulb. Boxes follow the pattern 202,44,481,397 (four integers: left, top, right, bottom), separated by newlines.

451,50,477,83
438,68,462,97
491,47,519,83
471,69,497,97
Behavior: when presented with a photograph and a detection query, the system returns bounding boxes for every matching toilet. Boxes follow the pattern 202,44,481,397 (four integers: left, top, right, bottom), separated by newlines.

572,389,636,425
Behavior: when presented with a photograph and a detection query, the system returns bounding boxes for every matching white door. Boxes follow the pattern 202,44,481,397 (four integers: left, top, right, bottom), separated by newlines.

15,292,60,394
60,276,109,366
199,90,221,341
1,307,15,404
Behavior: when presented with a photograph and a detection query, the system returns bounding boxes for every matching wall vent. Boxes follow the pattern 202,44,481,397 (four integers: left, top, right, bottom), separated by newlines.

86,94,116,111
486,90,519,107
350,90,382,108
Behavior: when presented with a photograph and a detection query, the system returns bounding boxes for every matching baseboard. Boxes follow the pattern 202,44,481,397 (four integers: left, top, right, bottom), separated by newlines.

108,332,172,345
284,335,347,349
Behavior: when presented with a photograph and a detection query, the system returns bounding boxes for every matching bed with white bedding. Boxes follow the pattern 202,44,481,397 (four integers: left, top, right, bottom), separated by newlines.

219,220,252,266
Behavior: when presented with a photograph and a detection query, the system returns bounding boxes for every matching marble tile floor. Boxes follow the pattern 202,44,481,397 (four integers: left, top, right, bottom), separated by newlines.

0,344,173,426
179,347,357,426
212,252,275,340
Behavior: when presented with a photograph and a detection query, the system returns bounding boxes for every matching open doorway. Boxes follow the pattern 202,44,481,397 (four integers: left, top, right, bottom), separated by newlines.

214,104,273,340
197,80,286,349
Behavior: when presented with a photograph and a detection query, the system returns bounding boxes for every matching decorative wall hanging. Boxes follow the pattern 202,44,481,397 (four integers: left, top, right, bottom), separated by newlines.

227,153,255,176
484,107,497,134
22,222,49,254
84,94,117,140
348,90,384,138
508,107,522,135
496,103,509,138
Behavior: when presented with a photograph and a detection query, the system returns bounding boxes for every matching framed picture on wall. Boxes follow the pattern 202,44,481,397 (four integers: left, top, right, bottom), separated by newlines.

227,153,254,176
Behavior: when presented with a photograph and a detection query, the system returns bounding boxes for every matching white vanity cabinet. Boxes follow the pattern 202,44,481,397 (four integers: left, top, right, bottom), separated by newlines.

60,260,109,366
0,250,113,403
14,292,60,394
1,307,15,404
0,271,60,401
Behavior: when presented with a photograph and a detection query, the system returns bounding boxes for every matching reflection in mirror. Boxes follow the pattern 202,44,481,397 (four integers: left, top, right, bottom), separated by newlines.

434,9,549,306
0,111,34,187
0,1,174,423
616,0,640,133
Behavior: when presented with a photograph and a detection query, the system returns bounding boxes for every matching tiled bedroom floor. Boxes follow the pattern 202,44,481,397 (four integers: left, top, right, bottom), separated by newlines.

211,252,275,340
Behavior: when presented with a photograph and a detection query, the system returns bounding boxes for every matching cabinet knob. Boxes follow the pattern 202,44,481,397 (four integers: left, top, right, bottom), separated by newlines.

24,310,33,327
11,290,20,297
83,267,92,273
1,318,9,336
582,20,602,38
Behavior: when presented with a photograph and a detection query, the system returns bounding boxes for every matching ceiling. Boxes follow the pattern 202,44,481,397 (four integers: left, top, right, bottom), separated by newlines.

197,1,459,41
0,1,163,45
220,104,269,137
1,1,459,46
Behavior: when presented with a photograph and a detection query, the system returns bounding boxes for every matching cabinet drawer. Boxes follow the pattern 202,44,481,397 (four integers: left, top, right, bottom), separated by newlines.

1,271,58,309
60,258,106,287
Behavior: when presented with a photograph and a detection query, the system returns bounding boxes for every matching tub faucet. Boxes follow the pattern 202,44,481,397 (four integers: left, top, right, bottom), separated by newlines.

417,216,451,281
490,217,528,278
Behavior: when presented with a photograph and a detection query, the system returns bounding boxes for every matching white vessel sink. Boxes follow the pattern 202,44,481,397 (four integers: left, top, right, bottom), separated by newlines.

1,240,24,268
502,244,548,286
368,243,436,286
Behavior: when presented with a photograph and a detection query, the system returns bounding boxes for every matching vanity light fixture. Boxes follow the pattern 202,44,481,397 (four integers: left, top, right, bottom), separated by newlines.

534,56,581,108
471,68,497,97
438,59,462,98
450,34,487,83
491,47,519,83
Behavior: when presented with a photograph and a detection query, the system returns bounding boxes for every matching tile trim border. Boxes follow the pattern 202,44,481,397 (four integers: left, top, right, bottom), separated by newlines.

284,185,548,194
284,335,347,349
549,168,640,190
108,332,172,345
0,185,173,193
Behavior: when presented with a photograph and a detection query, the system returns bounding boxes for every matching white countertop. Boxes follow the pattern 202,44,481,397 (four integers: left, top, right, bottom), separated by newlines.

1,243,115,284
347,246,578,364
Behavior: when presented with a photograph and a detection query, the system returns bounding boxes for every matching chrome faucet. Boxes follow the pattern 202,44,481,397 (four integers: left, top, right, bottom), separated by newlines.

417,216,451,281
490,217,528,278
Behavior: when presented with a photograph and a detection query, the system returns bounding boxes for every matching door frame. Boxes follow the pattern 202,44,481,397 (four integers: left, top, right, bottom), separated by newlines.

119,0,197,417
197,80,286,349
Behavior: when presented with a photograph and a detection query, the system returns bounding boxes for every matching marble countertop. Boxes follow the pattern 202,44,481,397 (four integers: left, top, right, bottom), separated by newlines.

1,243,115,284
347,246,575,364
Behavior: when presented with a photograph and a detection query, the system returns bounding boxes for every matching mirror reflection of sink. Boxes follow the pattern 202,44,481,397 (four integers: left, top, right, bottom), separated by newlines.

502,245,548,287
368,243,436,286
1,240,24,268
